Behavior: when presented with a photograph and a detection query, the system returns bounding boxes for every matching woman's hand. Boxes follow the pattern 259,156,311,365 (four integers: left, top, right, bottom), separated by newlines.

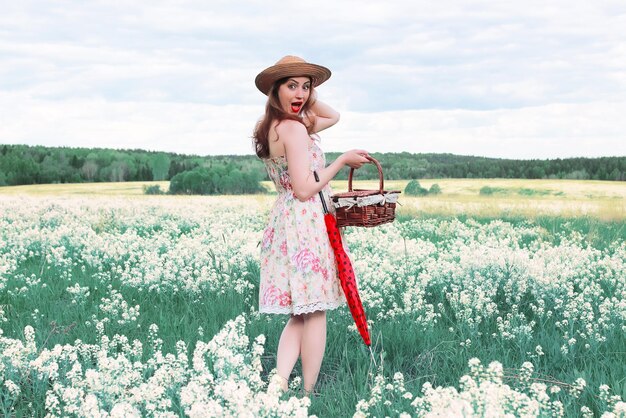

341,149,370,169
308,100,340,133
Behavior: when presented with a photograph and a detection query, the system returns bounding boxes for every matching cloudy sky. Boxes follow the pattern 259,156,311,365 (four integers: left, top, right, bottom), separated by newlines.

1,0,625,159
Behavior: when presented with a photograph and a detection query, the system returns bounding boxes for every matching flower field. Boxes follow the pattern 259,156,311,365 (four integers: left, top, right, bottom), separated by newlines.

1,194,625,417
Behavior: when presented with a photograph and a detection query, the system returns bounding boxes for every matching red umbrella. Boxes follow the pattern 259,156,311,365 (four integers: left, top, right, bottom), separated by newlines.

315,172,371,346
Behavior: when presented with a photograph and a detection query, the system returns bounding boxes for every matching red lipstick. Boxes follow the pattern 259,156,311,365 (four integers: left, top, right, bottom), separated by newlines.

291,102,302,113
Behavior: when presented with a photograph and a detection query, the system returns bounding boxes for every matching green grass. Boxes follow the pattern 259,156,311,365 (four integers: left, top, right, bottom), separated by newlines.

395,213,626,250
267,213,625,416
1,193,625,416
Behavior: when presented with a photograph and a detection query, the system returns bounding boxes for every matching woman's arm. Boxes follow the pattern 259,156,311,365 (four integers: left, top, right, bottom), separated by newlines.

308,100,340,133
279,120,368,202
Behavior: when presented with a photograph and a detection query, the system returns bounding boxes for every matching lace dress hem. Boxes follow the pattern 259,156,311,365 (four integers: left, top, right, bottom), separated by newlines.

260,300,344,315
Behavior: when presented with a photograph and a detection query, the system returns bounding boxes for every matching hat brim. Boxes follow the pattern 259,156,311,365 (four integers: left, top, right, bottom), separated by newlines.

255,62,331,95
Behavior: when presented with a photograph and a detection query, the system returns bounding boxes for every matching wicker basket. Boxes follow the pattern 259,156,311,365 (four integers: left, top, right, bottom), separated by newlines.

331,156,401,227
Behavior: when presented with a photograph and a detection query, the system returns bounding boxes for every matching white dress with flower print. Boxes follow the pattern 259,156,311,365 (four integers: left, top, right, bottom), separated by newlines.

259,136,346,315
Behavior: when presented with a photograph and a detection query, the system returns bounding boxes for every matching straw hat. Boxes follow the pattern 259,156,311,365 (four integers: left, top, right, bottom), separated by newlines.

255,55,331,95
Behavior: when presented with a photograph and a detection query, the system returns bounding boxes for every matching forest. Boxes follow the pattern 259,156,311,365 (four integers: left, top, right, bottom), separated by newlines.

0,144,624,190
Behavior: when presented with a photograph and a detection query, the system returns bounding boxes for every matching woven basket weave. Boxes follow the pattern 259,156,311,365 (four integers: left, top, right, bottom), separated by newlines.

331,156,401,228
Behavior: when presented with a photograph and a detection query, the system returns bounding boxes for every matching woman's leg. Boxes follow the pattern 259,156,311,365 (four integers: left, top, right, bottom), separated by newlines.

276,315,304,391
300,310,327,394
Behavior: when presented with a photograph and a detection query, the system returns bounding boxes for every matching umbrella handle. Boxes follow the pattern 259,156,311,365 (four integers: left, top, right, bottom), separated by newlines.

313,171,329,214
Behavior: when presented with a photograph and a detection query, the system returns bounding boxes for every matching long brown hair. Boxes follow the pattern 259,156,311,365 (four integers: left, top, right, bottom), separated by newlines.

253,77,317,159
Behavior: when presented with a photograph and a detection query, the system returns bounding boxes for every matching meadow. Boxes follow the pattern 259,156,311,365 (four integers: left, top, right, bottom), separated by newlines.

1,179,625,417
2,178,624,221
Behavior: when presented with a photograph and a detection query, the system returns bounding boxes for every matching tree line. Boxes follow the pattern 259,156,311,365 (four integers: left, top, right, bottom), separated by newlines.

324,152,626,182
0,145,265,191
0,145,624,191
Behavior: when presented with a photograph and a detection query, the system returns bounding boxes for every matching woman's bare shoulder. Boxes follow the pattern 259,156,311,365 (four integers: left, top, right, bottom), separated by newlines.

275,119,308,139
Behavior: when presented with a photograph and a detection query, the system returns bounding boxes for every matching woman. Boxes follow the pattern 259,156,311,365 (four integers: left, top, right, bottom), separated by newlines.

253,55,369,395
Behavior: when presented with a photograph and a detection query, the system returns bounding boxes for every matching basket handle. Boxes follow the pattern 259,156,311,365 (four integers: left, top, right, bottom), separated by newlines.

348,155,384,193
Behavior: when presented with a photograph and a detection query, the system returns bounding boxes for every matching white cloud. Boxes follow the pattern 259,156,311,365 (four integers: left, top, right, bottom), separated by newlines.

0,93,260,155
0,0,625,158
1,93,624,159
325,101,626,159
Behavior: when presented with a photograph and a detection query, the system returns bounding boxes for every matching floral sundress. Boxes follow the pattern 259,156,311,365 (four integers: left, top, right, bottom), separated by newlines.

259,136,346,315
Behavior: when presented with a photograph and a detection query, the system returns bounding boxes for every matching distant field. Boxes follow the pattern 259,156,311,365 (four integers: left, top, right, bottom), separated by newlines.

1,178,624,219
0,181,172,196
